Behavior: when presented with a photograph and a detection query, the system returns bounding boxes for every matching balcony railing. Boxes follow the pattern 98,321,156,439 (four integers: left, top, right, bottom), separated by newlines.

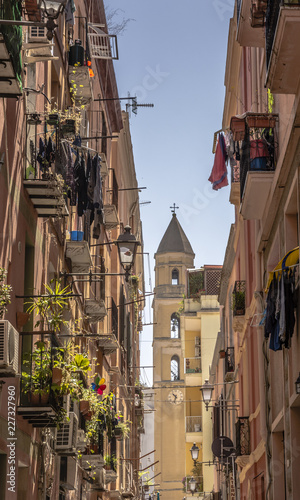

232,280,246,317
18,332,62,426
237,0,242,24
225,347,235,381
266,0,300,93
240,126,277,202
186,416,202,433
236,417,250,456
184,357,201,374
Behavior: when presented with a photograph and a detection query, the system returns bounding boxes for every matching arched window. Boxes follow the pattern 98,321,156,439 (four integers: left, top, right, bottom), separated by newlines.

171,313,180,338
171,355,180,381
172,268,179,285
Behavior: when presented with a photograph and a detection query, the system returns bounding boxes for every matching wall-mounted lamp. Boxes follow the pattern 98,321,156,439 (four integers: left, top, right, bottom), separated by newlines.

62,226,140,283
188,476,197,496
200,379,214,411
190,443,200,465
116,225,140,280
295,373,300,395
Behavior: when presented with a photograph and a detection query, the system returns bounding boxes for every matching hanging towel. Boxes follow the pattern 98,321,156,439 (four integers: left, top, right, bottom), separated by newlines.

208,133,228,190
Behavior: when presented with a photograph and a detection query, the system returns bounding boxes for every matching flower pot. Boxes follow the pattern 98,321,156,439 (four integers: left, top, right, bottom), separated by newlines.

52,367,63,385
70,230,84,241
30,391,50,405
47,113,59,125
16,311,30,330
219,350,226,359
246,115,277,129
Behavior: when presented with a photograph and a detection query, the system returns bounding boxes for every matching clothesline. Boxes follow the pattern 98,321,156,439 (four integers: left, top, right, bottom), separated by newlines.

61,138,99,154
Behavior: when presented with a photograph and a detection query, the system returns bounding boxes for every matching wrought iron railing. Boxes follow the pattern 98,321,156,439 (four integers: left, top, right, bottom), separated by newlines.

236,417,250,456
232,280,246,316
266,1,300,71
225,347,235,374
240,125,276,201
184,357,202,374
185,415,202,433
231,161,240,184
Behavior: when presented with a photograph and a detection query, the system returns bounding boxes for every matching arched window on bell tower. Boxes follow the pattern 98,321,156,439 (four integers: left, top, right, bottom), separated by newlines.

171,313,180,338
171,355,180,381
172,268,179,285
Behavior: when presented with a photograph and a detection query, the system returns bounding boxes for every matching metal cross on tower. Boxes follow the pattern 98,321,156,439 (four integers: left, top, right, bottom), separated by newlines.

170,203,179,215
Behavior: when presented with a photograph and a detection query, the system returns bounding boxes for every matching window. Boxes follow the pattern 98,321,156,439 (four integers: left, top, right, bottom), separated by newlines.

171,313,180,338
171,355,180,381
172,268,179,285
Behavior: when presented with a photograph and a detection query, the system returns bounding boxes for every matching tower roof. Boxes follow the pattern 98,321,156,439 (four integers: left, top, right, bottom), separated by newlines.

156,214,195,256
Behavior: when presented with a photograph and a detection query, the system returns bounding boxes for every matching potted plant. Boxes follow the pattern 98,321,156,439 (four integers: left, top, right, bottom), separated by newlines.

219,349,226,359
104,454,117,471
22,340,53,404
26,281,72,332
113,420,131,440
232,289,245,316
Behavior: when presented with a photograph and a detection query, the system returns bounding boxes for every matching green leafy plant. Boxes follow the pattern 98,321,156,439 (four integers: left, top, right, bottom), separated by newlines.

114,420,131,439
26,281,72,332
0,267,12,319
104,454,117,470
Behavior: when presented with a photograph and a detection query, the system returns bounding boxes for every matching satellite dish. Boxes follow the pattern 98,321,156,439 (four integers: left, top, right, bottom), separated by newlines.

212,436,235,459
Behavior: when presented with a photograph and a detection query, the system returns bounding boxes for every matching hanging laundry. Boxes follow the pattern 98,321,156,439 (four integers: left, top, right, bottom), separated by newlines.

65,0,76,25
37,137,45,172
208,133,228,190
265,268,297,351
66,143,76,206
74,153,87,216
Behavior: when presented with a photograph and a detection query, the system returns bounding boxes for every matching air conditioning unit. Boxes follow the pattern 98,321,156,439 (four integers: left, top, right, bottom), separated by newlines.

0,320,19,375
76,429,87,451
28,26,48,43
24,26,56,62
55,412,78,450
195,336,200,346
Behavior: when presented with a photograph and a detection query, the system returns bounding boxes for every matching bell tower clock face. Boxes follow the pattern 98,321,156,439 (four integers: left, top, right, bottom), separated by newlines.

168,389,183,405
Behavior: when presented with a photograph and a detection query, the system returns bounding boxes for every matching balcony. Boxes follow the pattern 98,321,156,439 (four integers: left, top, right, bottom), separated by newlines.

224,347,235,382
266,1,300,93
103,204,119,230
236,0,265,47
185,416,202,433
69,65,93,105
232,280,246,317
236,417,250,456
66,240,92,273
97,334,119,355
229,160,240,206
251,0,268,27
184,357,202,374
24,178,69,218
230,113,278,219
18,333,61,427
85,298,107,323
0,0,23,98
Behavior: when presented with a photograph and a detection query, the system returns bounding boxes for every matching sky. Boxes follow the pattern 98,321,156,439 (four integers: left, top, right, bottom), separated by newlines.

105,0,235,386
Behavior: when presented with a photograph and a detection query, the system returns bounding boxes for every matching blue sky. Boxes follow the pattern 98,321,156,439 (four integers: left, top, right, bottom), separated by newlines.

105,0,235,385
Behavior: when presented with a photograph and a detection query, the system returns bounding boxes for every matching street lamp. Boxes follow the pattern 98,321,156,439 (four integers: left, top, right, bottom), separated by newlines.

200,379,214,411
116,225,140,281
188,476,197,496
190,443,200,465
